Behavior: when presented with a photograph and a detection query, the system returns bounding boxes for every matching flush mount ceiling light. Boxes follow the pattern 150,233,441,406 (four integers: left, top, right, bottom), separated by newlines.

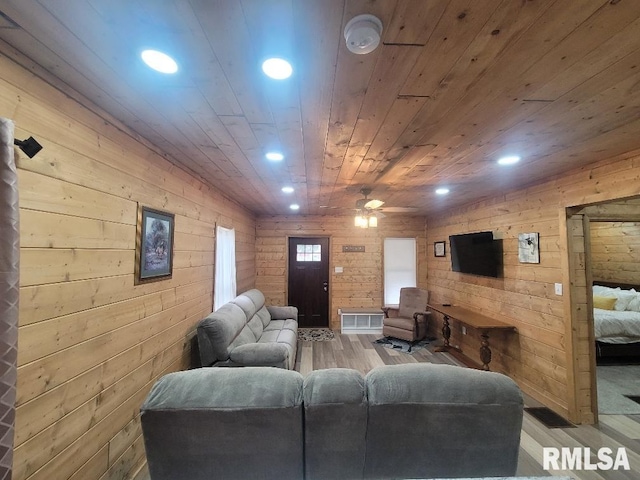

262,58,293,79
435,188,450,195
344,14,383,55
265,151,284,162
281,186,294,194
141,49,178,74
289,204,300,211
497,155,521,165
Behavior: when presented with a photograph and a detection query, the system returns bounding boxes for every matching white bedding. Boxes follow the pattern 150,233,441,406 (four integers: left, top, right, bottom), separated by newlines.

594,308,640,343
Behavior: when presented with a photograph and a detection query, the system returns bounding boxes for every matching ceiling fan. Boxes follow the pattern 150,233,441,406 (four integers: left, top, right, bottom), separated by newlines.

354,187,418,215
352,187,417,228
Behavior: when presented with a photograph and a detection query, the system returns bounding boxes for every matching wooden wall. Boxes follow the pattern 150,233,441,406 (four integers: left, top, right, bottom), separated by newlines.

590,222,640,285
425,153,640,424
255,215,427,330
1,50,256,479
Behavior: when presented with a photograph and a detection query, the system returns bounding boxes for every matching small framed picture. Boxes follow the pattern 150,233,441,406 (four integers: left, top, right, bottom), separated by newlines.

518,232,540,264
135,206,175,283
434,241,446,257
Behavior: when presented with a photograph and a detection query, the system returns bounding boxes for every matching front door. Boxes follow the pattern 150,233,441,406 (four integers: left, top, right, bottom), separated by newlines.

288,237,329,327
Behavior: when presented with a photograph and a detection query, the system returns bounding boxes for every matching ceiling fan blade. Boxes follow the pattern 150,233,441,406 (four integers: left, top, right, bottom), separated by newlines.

364,199,384,209
379,206,418,213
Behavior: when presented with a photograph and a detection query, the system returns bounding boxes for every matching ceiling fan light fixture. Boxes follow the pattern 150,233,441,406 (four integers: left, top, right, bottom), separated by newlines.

354,210,377,228
364,198,384,209
344,14,383,55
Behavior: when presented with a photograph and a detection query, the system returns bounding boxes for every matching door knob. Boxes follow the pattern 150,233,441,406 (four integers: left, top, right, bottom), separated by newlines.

323,281,328,292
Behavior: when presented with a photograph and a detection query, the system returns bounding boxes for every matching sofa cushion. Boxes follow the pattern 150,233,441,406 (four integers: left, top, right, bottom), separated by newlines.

303,369,367,480
197,302,252,365
363,363,523,479
247,313,265,339
229,342,290,368
232,288,266,318
141,367,304,480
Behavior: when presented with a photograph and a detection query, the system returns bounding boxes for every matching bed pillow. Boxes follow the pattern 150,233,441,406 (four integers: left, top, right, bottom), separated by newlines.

627,294,640,312
592,285,619,296
593,296,617,310
611,291,637,311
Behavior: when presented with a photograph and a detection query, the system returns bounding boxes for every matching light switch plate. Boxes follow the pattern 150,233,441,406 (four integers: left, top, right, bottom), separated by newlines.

554,283,563,295
335,266,343,273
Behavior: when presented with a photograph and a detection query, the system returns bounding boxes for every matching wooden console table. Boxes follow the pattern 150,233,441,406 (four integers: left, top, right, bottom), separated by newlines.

427,303,515,371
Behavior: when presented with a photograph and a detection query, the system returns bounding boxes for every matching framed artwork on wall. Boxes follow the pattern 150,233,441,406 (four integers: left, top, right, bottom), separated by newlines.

135,206,175,283
518,232,540,264
434,241,446,257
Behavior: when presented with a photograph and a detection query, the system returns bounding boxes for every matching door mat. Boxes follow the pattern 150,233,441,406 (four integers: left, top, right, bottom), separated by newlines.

524,407,575,428
373,336,433,354
298,328,335,342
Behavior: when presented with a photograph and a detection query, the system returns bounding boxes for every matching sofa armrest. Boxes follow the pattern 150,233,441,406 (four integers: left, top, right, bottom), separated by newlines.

267,305,298,321
229,342,289,367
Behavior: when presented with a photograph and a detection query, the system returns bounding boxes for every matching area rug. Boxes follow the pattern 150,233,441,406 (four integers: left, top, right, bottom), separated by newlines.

597,364,640,414
298,328,335,342
373,336,433,354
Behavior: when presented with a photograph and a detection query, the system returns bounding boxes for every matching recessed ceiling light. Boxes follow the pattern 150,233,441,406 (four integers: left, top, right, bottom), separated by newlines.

141,49,178,74
497,155,521,165
289,204,300,211
435,188,450,195
262,58,293,79
281,186,294,194
265,151,284,162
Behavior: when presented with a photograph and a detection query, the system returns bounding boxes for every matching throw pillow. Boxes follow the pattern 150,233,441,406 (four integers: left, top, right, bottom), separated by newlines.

593,295,617,310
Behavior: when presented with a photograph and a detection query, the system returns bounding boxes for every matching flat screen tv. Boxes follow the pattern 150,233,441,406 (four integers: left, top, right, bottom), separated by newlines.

449,231,502,278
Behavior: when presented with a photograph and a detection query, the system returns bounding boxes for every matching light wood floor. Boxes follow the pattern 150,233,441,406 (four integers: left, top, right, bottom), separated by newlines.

134,334,640,480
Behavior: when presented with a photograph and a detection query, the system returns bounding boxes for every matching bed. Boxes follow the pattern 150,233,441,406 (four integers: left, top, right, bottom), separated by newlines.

592,282,640,361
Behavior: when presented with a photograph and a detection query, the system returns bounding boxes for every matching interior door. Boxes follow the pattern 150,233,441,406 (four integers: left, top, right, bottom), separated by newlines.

288,237,329,327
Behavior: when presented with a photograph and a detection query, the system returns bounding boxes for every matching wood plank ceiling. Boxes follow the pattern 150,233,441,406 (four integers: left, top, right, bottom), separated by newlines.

1,0,640,217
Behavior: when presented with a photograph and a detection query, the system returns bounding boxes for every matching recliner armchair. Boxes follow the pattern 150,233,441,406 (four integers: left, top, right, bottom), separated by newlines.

382,287,430,346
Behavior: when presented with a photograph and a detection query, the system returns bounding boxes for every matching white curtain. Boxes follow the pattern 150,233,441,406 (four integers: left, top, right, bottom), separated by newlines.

214,226,236,310
383,237,417,306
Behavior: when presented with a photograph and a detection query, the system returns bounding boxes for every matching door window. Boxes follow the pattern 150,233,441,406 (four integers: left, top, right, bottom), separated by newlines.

296,244,322,262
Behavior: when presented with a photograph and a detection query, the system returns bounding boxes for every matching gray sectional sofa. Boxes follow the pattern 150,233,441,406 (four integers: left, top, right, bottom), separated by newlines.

196,289,298,369
141,363,524,480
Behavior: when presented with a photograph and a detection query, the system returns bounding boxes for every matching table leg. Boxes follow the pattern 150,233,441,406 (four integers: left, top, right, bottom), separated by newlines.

479,331,492,370
435,314,451,352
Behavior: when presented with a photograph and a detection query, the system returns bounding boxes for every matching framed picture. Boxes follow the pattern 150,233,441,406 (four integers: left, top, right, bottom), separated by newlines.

518,232,540,264
135,206,175,283
434,241,446,257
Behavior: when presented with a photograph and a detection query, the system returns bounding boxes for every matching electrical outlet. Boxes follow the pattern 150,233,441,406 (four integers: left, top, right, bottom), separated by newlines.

554,283,563,296
462,326,467,335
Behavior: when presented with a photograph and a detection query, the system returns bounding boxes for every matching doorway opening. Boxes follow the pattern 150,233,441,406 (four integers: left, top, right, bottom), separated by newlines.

566,196,640,423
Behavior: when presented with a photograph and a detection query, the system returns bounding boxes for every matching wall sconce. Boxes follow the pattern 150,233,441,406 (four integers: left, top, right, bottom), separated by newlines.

14,136,43,158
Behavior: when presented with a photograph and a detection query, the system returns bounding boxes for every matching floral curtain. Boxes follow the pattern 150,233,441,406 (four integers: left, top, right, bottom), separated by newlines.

0,117,18,480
